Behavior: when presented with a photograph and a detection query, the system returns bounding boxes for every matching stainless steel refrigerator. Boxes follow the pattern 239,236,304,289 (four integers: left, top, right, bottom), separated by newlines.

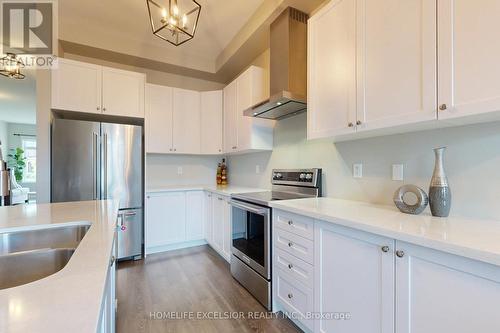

51,118,143,260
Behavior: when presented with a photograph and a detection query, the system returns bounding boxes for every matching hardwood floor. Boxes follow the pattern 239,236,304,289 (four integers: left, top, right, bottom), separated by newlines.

116,245,301,333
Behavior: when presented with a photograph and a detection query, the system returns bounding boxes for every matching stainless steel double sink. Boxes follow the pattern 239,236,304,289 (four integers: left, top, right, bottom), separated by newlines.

0,224,90,290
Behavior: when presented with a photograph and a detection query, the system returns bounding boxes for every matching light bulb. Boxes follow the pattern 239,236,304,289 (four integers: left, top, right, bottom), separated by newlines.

169,16,177,26
182,14,188,28
173,5,179,17
161,8,167,18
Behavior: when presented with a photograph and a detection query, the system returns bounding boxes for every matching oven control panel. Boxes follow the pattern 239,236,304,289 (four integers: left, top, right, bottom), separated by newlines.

272,169,321,186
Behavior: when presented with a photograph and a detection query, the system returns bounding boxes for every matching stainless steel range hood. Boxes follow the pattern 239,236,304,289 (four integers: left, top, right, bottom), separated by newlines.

244,8,308,120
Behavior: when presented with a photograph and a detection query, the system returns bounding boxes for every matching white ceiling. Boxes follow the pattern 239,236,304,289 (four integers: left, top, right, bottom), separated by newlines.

0,70,36,125
59,0,265,73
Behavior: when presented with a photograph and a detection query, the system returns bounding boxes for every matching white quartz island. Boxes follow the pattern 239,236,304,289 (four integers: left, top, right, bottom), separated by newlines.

0,200,119,333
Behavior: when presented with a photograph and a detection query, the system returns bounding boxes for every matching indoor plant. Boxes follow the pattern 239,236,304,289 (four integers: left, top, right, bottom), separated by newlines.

8,147,26,182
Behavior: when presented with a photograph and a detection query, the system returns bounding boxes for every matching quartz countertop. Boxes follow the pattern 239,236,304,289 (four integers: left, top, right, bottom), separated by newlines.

270,197,500,267
146,184,267,196
0,200,119,333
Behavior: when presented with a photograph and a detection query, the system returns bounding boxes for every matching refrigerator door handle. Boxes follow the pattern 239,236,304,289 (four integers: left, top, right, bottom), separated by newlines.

103,132,108,200
92,132,98,200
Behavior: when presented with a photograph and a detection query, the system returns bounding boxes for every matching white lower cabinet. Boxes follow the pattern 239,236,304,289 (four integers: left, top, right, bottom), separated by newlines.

314,221,395,333
186,191,204,241
145,191,205,253
204,192,214,246
99,232,117,333
395,241,500,333
273,210,500,333
210,194,231,262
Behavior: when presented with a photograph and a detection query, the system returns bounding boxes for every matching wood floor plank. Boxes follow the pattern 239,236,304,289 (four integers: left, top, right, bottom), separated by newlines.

116,245,302,333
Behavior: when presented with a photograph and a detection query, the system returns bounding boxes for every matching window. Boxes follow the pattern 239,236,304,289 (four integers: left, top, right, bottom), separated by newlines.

22,138,36,183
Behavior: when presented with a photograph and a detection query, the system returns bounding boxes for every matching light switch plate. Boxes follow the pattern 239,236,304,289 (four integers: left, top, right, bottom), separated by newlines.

392,164,404,181
353,163,363,178
177,166,183,175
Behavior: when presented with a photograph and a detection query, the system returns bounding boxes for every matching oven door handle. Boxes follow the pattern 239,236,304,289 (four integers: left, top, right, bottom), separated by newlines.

229,200,269,215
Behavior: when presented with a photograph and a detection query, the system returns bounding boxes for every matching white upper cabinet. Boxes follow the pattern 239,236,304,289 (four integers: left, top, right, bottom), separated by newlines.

145,84,173,154
101,67,145,118
307,0,357,139
224,66,274,154
438,0,500,121
223,80,238,152
172,88,201,154
51,58,102,114
308,0,437,140
200,90,223,154
356,0,437,131
51,58,145,118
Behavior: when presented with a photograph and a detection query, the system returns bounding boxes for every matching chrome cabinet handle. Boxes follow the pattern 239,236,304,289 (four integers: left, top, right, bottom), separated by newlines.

288,220,294,226
439,104,447,111
356,120,362,125
288,242,293,248
218,197,223,201
97,106,100,111
348,122,354,128
396,250,405,258
103,107,107,112
288,293,293,299
288,264,293,269
381,246,390,253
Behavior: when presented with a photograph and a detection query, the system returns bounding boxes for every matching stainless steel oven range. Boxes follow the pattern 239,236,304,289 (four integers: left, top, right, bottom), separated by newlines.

229,168,322,310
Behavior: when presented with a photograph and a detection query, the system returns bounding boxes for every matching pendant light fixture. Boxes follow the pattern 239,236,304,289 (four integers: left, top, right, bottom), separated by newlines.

146,0,201,46
0,53,25,80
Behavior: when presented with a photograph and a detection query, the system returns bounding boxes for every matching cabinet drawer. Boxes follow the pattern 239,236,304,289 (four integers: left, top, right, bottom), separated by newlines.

275,248,314,289
275,228,314,264
276,269,314,331
275,210,314,240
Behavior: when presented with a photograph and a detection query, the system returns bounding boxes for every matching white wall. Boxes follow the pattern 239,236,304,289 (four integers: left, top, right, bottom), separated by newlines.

6,123,36,151
146,154,222,188
227,113,500,220
0,120,8,159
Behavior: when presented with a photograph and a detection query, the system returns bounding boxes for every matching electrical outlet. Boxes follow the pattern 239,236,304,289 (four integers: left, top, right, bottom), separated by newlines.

353,163,363,178
177,166,183,175
256,165,261,174
392,164,404,181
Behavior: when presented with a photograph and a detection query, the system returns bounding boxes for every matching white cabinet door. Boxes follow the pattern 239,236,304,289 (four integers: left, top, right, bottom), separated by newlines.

145,84,173,154
186,191,204,241
315,222,395,333
200,90,223,154
222,196,232,261
438,0,500,120
307,0,357,139
236,66,273,152
223,81,238,153
102,67,145,118
145,192,186,248
211,195,224,253
204,192,214,245
356,0,437,131
395,241,500,333
51,58,102,114
172,88,201,154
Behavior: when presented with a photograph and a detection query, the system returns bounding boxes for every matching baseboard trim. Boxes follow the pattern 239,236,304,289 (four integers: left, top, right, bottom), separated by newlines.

146,239,208,255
